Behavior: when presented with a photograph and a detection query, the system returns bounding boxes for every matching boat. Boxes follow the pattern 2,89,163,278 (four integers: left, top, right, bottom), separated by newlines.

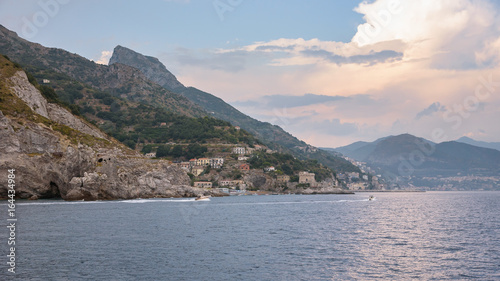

195,195,211,201
368,195,375,201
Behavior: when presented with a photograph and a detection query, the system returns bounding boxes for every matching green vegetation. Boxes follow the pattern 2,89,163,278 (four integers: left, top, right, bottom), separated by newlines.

5,62,259,150
248,151,333,182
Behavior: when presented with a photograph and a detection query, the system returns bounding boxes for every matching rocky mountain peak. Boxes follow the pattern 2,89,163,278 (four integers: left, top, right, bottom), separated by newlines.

109,45,185,91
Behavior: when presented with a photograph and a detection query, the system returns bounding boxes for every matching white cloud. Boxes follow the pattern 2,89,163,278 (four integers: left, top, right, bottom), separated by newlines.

94,50,112,65
162,0,500,146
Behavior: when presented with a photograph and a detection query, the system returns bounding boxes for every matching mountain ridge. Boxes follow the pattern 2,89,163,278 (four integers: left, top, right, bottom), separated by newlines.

455,136,500,151
107,44,360,173
331,133,500,189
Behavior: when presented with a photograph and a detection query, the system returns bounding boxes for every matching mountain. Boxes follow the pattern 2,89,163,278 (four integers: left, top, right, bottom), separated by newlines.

108,45,359,173
0,25,205,118
456,136,500,151
333,137,387,162
109,45,185,91
0,54,222,200
332,134,500,190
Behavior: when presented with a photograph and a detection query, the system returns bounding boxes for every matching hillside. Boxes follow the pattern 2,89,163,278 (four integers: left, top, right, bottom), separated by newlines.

0,54,223,200
108,45,359,173
332,134,500,190
0,25,205,118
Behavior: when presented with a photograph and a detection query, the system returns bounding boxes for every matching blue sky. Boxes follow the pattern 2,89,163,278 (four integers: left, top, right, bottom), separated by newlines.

1,0,500,147
0,0,363,60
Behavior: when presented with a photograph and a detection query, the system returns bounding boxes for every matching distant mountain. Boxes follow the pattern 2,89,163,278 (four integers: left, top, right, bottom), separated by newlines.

332,134,500,189
334,137,387,161
108,45,359,173
456,136,500,151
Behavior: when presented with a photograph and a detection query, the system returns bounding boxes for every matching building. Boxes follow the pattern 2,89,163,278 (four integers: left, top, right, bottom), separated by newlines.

191,166,205,176
299,171,316,184
211,157,224,169
218,188,229,194
254,144,266,151
347,172,360,179
42,79,50,84
238,156,249,161
196,158,211,166
145,152,156,158
232,180,246,190
239,163,250,171
180,162,190,170
235,126,241,130
189,158,197,167
194,181,212,188
219,180,233,187
277,175,290,183
233,147,246,155
159,122,167,127
264,166,275,172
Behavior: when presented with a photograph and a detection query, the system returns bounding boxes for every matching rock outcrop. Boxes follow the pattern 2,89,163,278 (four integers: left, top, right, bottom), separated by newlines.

109,45,185,91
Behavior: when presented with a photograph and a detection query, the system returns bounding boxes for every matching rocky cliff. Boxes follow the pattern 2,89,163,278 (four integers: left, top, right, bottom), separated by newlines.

0,56,222,200
109,45,185,91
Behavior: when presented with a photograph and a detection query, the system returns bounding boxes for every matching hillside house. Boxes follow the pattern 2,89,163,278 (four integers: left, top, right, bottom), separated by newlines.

277,175,290,183
233,147,246,155
191,166,205,176
219,180,233,187
264,166,275,172
194,181,212,188
145,152,156,158
196,158,211,166
299,171,316,184
238,156,249,161
211,157,224,168
239,163,250,171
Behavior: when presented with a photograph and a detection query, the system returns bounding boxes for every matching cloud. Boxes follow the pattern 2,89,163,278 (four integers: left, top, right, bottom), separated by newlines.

415,102,446,120
301,49,403,65
173,48,247,72
160,0,500,146
317,119,359,136
94,50,112,65
233,93,348,109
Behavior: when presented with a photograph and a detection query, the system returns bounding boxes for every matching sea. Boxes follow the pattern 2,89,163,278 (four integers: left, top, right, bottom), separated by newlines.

1,191,499,280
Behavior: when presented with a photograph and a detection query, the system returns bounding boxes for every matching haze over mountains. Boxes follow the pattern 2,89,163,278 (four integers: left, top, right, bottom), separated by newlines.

331,134,500,190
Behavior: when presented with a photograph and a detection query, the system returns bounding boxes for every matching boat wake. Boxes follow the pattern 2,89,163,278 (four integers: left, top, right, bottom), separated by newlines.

13,198,198,206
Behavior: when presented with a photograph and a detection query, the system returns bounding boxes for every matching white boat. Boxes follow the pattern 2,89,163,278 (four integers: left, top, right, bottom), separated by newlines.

195,196,211,201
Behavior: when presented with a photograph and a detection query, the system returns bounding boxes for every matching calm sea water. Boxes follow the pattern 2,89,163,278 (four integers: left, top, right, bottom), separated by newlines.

1,192,499,280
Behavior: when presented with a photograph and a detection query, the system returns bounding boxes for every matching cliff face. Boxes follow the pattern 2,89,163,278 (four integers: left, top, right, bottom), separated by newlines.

109,45,185,91
0,58,222,200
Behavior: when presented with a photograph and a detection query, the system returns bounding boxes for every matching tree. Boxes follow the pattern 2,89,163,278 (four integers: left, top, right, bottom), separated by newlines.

156,145,170,158
171,145,184,158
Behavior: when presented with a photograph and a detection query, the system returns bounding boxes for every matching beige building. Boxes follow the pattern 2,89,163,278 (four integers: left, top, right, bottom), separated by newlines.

196,158,211,166
277,175,290,183
299,172,316,185
191,166,205,176
194,181,212,188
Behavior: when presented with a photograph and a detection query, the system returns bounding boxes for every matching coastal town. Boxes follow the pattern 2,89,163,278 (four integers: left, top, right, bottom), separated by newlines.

141,143,384,194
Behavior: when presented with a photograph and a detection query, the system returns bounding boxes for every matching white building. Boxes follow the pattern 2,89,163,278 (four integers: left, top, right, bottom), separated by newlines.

233,147,246,155
211,157,224,168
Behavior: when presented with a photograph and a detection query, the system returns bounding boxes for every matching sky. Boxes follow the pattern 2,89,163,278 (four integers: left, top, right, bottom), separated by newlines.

1,0,500,147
